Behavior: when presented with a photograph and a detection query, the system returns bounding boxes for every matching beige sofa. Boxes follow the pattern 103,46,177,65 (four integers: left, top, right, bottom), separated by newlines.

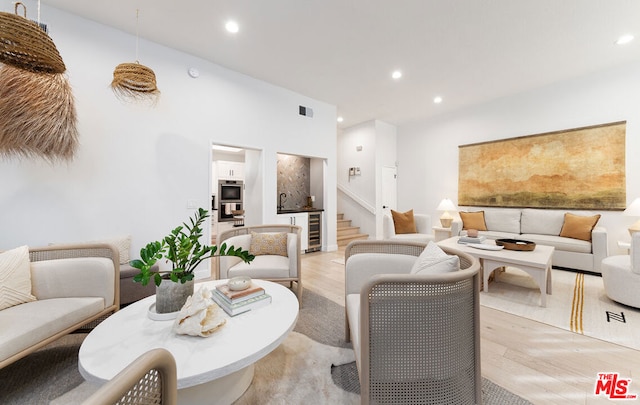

451,207,608,273
0,243,120,369
382,213,435,243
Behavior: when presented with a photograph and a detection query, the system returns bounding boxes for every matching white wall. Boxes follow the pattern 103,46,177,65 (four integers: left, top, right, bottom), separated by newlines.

397,60,640,255
0,5,338,275
337,120,396,239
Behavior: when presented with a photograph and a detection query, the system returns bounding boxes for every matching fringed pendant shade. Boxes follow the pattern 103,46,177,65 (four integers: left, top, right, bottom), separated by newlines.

0,2,78,162
0,4,65,73
111,61,160,101
0,64,78,161
111,10,160,103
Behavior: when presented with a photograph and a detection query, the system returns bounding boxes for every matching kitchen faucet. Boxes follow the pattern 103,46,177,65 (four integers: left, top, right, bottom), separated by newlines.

278,193,287,210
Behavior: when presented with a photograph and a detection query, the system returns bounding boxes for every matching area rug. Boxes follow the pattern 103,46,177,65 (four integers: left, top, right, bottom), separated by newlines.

1,289,530,404
480,267,640,350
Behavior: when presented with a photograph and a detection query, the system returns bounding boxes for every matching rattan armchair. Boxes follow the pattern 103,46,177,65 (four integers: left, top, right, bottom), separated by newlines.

81,348,178,405
218,224,303,303
344,240,482,405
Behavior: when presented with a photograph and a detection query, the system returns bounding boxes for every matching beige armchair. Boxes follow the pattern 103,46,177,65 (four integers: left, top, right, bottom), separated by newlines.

81,348,177,405
344,240,481,404
218,224,302,303
383,213,435,243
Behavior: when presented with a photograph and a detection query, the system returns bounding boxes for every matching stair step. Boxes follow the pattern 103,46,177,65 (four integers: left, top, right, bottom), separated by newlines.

337,233,369,246
337,213,344,220
337,219,352,228
337,226,361,237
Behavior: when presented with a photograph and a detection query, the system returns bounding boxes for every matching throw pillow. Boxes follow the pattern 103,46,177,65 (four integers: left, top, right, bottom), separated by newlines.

0,245,36,310
391,209,417,234
410,241,460,274
459,211,488,231
559,213,601,241
249,232,288,257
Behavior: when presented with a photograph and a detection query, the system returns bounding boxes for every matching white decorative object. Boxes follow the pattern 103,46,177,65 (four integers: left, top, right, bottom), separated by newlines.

623,198,640,235
436,198,458,228
228,276,251,291
173,286,226,337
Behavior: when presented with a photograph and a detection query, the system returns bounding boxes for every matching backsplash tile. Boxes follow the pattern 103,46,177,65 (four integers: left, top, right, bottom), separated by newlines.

277,154,310,210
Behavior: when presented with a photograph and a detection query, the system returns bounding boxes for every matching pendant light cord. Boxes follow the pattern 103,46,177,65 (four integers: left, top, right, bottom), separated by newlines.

135,9,139,63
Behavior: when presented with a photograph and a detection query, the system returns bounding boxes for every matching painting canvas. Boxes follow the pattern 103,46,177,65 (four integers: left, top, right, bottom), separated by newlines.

458,121,626,210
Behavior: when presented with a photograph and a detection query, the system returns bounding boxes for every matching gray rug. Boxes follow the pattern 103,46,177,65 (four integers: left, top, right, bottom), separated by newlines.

0,289,531,404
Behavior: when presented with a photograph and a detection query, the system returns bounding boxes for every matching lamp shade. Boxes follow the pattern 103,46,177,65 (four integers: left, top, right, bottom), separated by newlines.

623,198,640,216
436,198,457,212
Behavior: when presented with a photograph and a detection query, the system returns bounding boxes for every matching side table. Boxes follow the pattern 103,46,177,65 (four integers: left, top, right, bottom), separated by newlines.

433,226,452,242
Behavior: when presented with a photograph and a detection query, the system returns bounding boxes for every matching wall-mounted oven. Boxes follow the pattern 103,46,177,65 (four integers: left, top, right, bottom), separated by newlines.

218,180,243,222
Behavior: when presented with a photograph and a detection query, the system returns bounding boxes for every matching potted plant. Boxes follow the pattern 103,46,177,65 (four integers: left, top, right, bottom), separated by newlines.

130,207,254,313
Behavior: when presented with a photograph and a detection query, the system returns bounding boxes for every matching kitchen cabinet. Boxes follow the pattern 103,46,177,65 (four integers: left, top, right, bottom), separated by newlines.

217,161,244,180
276,213,308,252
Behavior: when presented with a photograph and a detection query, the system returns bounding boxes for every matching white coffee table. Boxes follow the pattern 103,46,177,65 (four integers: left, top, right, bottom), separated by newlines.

438,237,554,307
79,279,299,404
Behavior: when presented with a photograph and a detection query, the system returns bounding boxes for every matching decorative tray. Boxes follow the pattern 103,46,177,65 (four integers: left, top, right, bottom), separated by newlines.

495,238,536,251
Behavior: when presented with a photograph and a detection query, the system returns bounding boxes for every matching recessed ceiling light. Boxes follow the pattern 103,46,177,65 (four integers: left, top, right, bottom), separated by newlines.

225,20,239,33
337,116,344,123
616,34,634,45
433,96,443,104
391,70,402,80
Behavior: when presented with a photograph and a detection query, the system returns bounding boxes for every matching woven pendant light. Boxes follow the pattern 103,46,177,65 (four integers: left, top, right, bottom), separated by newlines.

0,3,64,73
111,10,160,103
0,2,78,162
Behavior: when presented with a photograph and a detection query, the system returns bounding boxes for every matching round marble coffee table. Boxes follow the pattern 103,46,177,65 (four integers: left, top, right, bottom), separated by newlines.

79,279,299,404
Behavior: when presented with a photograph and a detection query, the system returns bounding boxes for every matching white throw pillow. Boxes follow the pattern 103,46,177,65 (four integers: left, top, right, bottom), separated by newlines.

410,241,460,274
0,245,36,310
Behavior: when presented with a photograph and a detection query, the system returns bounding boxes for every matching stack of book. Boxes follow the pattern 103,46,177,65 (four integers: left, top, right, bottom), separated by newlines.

458,235,487,244
211,282,272,316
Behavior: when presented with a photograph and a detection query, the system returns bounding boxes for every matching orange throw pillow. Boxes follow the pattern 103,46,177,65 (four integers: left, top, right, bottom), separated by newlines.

559,213,601,241
459,211,488,231
391,209,417,234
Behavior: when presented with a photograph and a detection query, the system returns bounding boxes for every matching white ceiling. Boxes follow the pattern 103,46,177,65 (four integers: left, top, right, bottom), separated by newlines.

39,0,640,128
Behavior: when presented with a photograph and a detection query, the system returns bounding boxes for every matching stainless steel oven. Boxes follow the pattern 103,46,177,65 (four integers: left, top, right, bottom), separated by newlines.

218,180,243,222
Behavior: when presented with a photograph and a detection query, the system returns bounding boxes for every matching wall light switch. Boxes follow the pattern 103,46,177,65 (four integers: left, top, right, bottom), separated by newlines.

349,167,355,176
355,167,361,175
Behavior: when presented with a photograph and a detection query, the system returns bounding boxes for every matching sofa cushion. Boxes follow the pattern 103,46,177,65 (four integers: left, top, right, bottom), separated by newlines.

459,211,487,231
0,245,36,311
228,255,290,279
560,213,601,241
484,209,521,234
520,234,592,254
410,241,459,274
0,297,104,363
391,209,417,234
249,232,288,257
521,209,565,236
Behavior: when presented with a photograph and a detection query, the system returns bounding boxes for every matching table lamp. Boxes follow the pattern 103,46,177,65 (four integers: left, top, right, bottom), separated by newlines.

436,198,457,228
623,197,640,235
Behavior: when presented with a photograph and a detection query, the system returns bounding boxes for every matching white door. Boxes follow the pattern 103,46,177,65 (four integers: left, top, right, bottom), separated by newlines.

378,166,397,238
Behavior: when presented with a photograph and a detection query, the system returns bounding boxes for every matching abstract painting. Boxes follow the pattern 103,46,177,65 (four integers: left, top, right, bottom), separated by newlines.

458,121,626,210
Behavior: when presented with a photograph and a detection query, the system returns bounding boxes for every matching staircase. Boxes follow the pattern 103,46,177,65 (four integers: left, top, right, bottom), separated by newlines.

337,213,369,247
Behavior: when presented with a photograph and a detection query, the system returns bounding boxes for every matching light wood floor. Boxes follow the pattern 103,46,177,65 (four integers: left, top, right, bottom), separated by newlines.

299,249,640,405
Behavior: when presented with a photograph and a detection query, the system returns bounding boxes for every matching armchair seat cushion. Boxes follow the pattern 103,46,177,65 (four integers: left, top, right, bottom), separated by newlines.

227,255,291,279
0,297,104,364
345,294,361,366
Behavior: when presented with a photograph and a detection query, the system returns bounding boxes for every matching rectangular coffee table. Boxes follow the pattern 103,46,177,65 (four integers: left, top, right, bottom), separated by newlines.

78,279,299,404
438,237,554,307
